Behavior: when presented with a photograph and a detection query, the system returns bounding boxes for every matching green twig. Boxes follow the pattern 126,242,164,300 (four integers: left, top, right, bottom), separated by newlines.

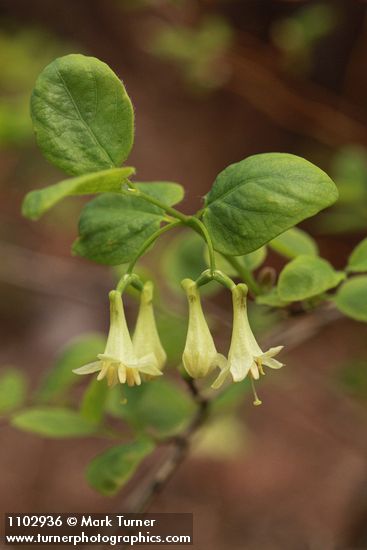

187,217,216,274
116,221,182,293
125,183,189,223
124,183,216,275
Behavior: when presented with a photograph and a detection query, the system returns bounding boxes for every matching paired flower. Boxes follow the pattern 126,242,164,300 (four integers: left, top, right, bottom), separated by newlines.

181,278,226,379
73,274,283,404
73,289,163,387
212,284,284,396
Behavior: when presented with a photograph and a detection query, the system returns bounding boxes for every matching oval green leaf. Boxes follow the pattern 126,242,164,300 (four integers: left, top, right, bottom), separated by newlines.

31,54,134,175
11,407,98,438
347,237,367,273
22,167,135,220
107,379,195,436
278,255,345,301
73,182,184,265
202,153,338,255
334,276,367,322
269,227,318,259
81,378,109,426
256,288,289,308
36,333,105,403
163,230,217,296
0,368,27,415
86,439,155,496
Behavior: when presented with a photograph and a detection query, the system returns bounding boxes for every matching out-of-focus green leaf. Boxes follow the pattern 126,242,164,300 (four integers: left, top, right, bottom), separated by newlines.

81,378,109,425
334,276,367,322
347,238,367,273
11,407,98,438
203,154,338,255
211,380,250,414
269,227,318,258
193,416,247,459
0,368,27,415
332,147,367,204
107,379,195,436
31,54,134,175
156,311,187,365
73,182,184,265
36,333,105,403
150,16,233,90
204,247,266,277
256,288,289,308
338,358,367,399
86,439,155,496
272,4,336,56
0,100,31,146
0,29,65,146
22,167,134,220
162,230,217,296
278,255,344,301
317,147,367,234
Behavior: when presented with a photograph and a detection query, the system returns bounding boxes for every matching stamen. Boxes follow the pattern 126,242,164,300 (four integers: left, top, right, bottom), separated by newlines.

250,377,262,406
107,365,118,387
257,358,265,376
126,368,135,387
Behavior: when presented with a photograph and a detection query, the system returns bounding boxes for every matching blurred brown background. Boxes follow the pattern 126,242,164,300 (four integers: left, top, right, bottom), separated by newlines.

1,1,367,549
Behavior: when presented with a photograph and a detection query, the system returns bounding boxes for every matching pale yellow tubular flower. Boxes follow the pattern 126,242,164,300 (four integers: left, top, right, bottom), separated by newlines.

212,283,284,393
132,281,167,371
181,278,226,379
73,290,162,387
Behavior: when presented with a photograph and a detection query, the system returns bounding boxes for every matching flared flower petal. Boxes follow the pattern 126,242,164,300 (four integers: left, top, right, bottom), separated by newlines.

73,361,102,375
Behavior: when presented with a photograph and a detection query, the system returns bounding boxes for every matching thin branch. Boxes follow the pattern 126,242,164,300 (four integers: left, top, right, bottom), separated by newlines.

123,378,208,514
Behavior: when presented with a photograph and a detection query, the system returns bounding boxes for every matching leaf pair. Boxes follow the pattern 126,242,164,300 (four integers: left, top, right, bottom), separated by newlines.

25,54,339,269
24,54,186,265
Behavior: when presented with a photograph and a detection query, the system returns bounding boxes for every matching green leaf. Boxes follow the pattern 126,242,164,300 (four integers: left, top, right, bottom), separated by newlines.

73,182,184,265
347,237,367,273
86,439,155,496
134,181,184,206
31,54,134,175
269,227,318,259
156,312,187,364
22,167,134,220
211,380,250,414
193,416,246,459
205,247,267,276
107,379,195,436
334,276,367,322
338,358,367,399
202,153,338,255
256,288,289,307
162,230,217,296
11,407,98,438
0,368,27,415
36,333,105,403
278,255,345,301
81,378,109,425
